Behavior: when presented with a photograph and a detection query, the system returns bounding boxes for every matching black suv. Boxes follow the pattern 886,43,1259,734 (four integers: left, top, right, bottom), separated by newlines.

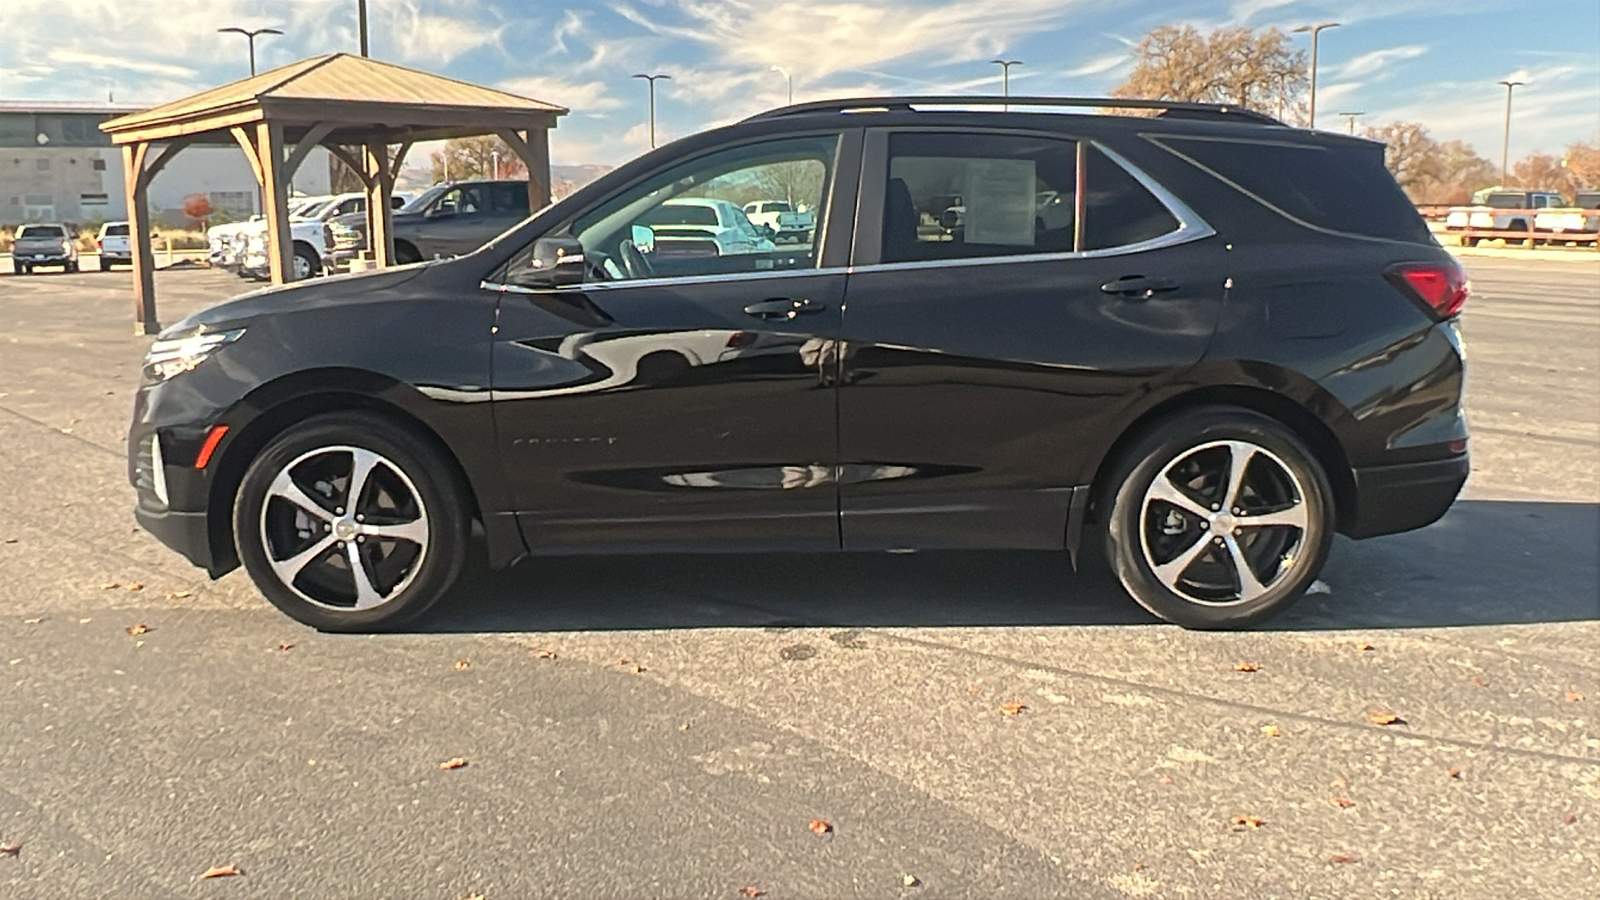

129,97,1469,632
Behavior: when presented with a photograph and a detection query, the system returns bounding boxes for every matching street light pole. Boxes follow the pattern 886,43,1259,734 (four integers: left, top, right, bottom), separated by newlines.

491,150,500,180
992,59,1023,110
1339,111,1364,134
217,26,284,77
632,73,671,149
358,0,369,57
771,66,793,106
1292,22,1340,128
1498,79,1524,186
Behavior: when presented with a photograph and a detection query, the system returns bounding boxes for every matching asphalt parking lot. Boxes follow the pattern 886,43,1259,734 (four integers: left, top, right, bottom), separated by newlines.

1,253,1596,898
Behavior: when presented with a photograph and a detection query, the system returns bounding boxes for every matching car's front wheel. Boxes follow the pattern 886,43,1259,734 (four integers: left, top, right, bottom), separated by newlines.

233,412,469,632
1104,408,1334,629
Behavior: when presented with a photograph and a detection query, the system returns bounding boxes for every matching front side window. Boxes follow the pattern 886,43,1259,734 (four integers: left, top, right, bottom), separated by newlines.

552,134,837,283
436,186,483,216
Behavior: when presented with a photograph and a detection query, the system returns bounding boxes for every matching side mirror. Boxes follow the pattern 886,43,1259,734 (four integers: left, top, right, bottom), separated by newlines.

629,224,656,253
509,237,585,288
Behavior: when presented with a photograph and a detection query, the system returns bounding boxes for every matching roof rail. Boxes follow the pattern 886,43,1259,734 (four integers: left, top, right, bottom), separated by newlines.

744,95,1283,126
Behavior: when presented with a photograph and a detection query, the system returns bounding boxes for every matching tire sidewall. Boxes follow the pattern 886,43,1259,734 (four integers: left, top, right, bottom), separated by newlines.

1105,408,1334,629
233,412,468,632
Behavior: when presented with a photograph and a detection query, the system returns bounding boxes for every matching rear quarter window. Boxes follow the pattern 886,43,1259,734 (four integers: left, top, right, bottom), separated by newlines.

1152,136,1432,244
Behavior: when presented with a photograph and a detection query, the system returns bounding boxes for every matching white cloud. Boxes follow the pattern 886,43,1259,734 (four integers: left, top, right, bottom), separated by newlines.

46,50,198,79
499,75,622,112
1231,0,1297,22
1067,51,1130,78
1333,44,1428,80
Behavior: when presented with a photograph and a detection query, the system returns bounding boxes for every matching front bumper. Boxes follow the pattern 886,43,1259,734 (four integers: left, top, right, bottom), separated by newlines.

1346,453,1470,539
134,503,216,571
16,251,72,264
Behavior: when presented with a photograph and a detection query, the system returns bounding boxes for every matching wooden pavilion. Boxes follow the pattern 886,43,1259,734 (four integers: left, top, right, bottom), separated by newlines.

101,53,567,334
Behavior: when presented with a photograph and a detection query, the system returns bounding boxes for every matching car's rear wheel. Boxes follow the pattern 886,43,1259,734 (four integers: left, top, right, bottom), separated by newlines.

100,259,112,272
291,244,319,281
16,263,29,275
233,412,469,632
1104,408,1334,629
394,241,422,264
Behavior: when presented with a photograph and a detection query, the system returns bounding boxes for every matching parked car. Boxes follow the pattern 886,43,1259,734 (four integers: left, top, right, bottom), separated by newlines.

318,194,413,267
1445,189,1566,245
1532,189,1600,240
636,198,778,259
129,95,1468,633
96,221,132,271
376,180,533,263
11,223,79,274
742,199,816,243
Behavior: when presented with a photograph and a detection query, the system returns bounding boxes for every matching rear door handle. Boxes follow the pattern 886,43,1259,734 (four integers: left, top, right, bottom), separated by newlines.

743,298,824,320
1101,275,1180,300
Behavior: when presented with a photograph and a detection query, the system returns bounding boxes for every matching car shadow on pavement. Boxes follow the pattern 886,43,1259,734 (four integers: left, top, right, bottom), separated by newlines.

407,499,1599,634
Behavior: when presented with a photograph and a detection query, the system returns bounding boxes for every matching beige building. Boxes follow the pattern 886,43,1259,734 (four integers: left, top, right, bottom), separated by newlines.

1,101,328,228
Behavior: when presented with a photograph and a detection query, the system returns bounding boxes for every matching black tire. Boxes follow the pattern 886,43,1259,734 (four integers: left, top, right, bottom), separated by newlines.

1461,237,1478,248
233,411,470,632
99,260,112,272
66,260,79,273
1103,407,1335,629
393,241,422,265
16,264,29,275
291,244,320,281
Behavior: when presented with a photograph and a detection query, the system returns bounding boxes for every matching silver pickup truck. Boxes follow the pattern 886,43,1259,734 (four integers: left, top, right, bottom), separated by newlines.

11,223,80,274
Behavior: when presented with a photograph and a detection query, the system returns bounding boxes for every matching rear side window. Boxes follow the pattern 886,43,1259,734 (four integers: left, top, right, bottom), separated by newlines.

1155,136,1431,244
882,132,1079,263
1082,146,1179,251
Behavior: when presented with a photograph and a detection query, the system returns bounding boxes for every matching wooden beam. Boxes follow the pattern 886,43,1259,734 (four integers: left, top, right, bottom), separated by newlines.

281,121,337,184
122,143,159,335
324,144,375,189
256,121,295,284
230,126,265,185
388,141,414,182
496,127,551,210
142,136,198,184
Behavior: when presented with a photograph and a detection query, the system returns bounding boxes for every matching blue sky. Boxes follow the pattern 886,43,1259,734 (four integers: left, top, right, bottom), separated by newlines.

2,0,1596,167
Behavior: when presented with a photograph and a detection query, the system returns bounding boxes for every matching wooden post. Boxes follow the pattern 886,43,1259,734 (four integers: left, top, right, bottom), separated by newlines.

498,127,552,212
255,121,293,283
122,142,159,335
364,141,396,266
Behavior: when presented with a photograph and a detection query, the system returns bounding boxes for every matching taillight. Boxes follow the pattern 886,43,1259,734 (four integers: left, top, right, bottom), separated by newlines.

1385,261,1469,320
96,238,103,249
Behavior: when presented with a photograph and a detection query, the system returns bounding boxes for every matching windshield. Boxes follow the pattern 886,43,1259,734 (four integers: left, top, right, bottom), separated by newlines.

17,225,66,239
1486,193,1528,209
104,223,129,236
399,185,451,214
766,202,792,213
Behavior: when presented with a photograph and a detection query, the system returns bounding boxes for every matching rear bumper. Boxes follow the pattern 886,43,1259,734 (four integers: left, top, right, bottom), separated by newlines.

1346,454,1469,539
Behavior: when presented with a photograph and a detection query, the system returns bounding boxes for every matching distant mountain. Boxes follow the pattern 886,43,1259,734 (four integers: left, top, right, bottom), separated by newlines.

552,164,614,200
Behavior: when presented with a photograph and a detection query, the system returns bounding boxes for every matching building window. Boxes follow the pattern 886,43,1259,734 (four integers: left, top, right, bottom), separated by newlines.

36,158,49,171
92,158,106,171
24,194,53,206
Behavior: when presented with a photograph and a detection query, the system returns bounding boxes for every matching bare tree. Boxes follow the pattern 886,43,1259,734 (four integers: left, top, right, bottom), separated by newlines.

429,136,527,183
1361,122,1498,204
1111,25,1308,121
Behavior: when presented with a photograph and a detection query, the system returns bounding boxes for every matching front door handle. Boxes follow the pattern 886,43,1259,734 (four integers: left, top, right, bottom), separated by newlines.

743,298,824,320
1101,275,1180,300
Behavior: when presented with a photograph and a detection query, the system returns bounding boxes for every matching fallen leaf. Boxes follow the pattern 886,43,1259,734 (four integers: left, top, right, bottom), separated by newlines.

455,660,471,671
533,649,557,659
1330,796,1356,809
1355,642,1373,652
903,874,920,886
1564,813,1578,825
1158,775,1174,785
1365,711,1403,726
967,683,981,695
1447,766,1462,779
1566,688,1584,702
739,888,765,898
1260,724,1281,738
1328,853,1359,864
23,617,42,625
1131,862,1145,872
999,701,1027,716
198,864,241,879
7,659,20,666
1233,661,1260,673
808,819,831,835
124,582,144,592
125,623,150,636
166,590,191,600
1230,815,1266,829
1470,677,1488,688
439,757,468,770
78,618,91,624
0,841,20,856
3,537,17,543
99,582,119,590
276,642,295,652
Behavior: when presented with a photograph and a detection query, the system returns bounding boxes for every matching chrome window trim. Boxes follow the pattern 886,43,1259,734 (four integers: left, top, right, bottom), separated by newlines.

482,265,852,295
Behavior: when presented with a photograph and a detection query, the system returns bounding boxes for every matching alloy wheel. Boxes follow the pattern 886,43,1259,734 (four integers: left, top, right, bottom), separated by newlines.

1139,439,1309,606
259,445,430,610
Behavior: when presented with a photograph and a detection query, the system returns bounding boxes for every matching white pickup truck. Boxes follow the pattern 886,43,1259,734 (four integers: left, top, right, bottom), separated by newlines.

95,222,132,271
742,200,815,244
1444,189,1566,246
1533,190,1600,241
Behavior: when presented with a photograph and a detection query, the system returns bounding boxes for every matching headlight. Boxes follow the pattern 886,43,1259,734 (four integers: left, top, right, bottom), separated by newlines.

62,239,73,252
144,327,246,382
